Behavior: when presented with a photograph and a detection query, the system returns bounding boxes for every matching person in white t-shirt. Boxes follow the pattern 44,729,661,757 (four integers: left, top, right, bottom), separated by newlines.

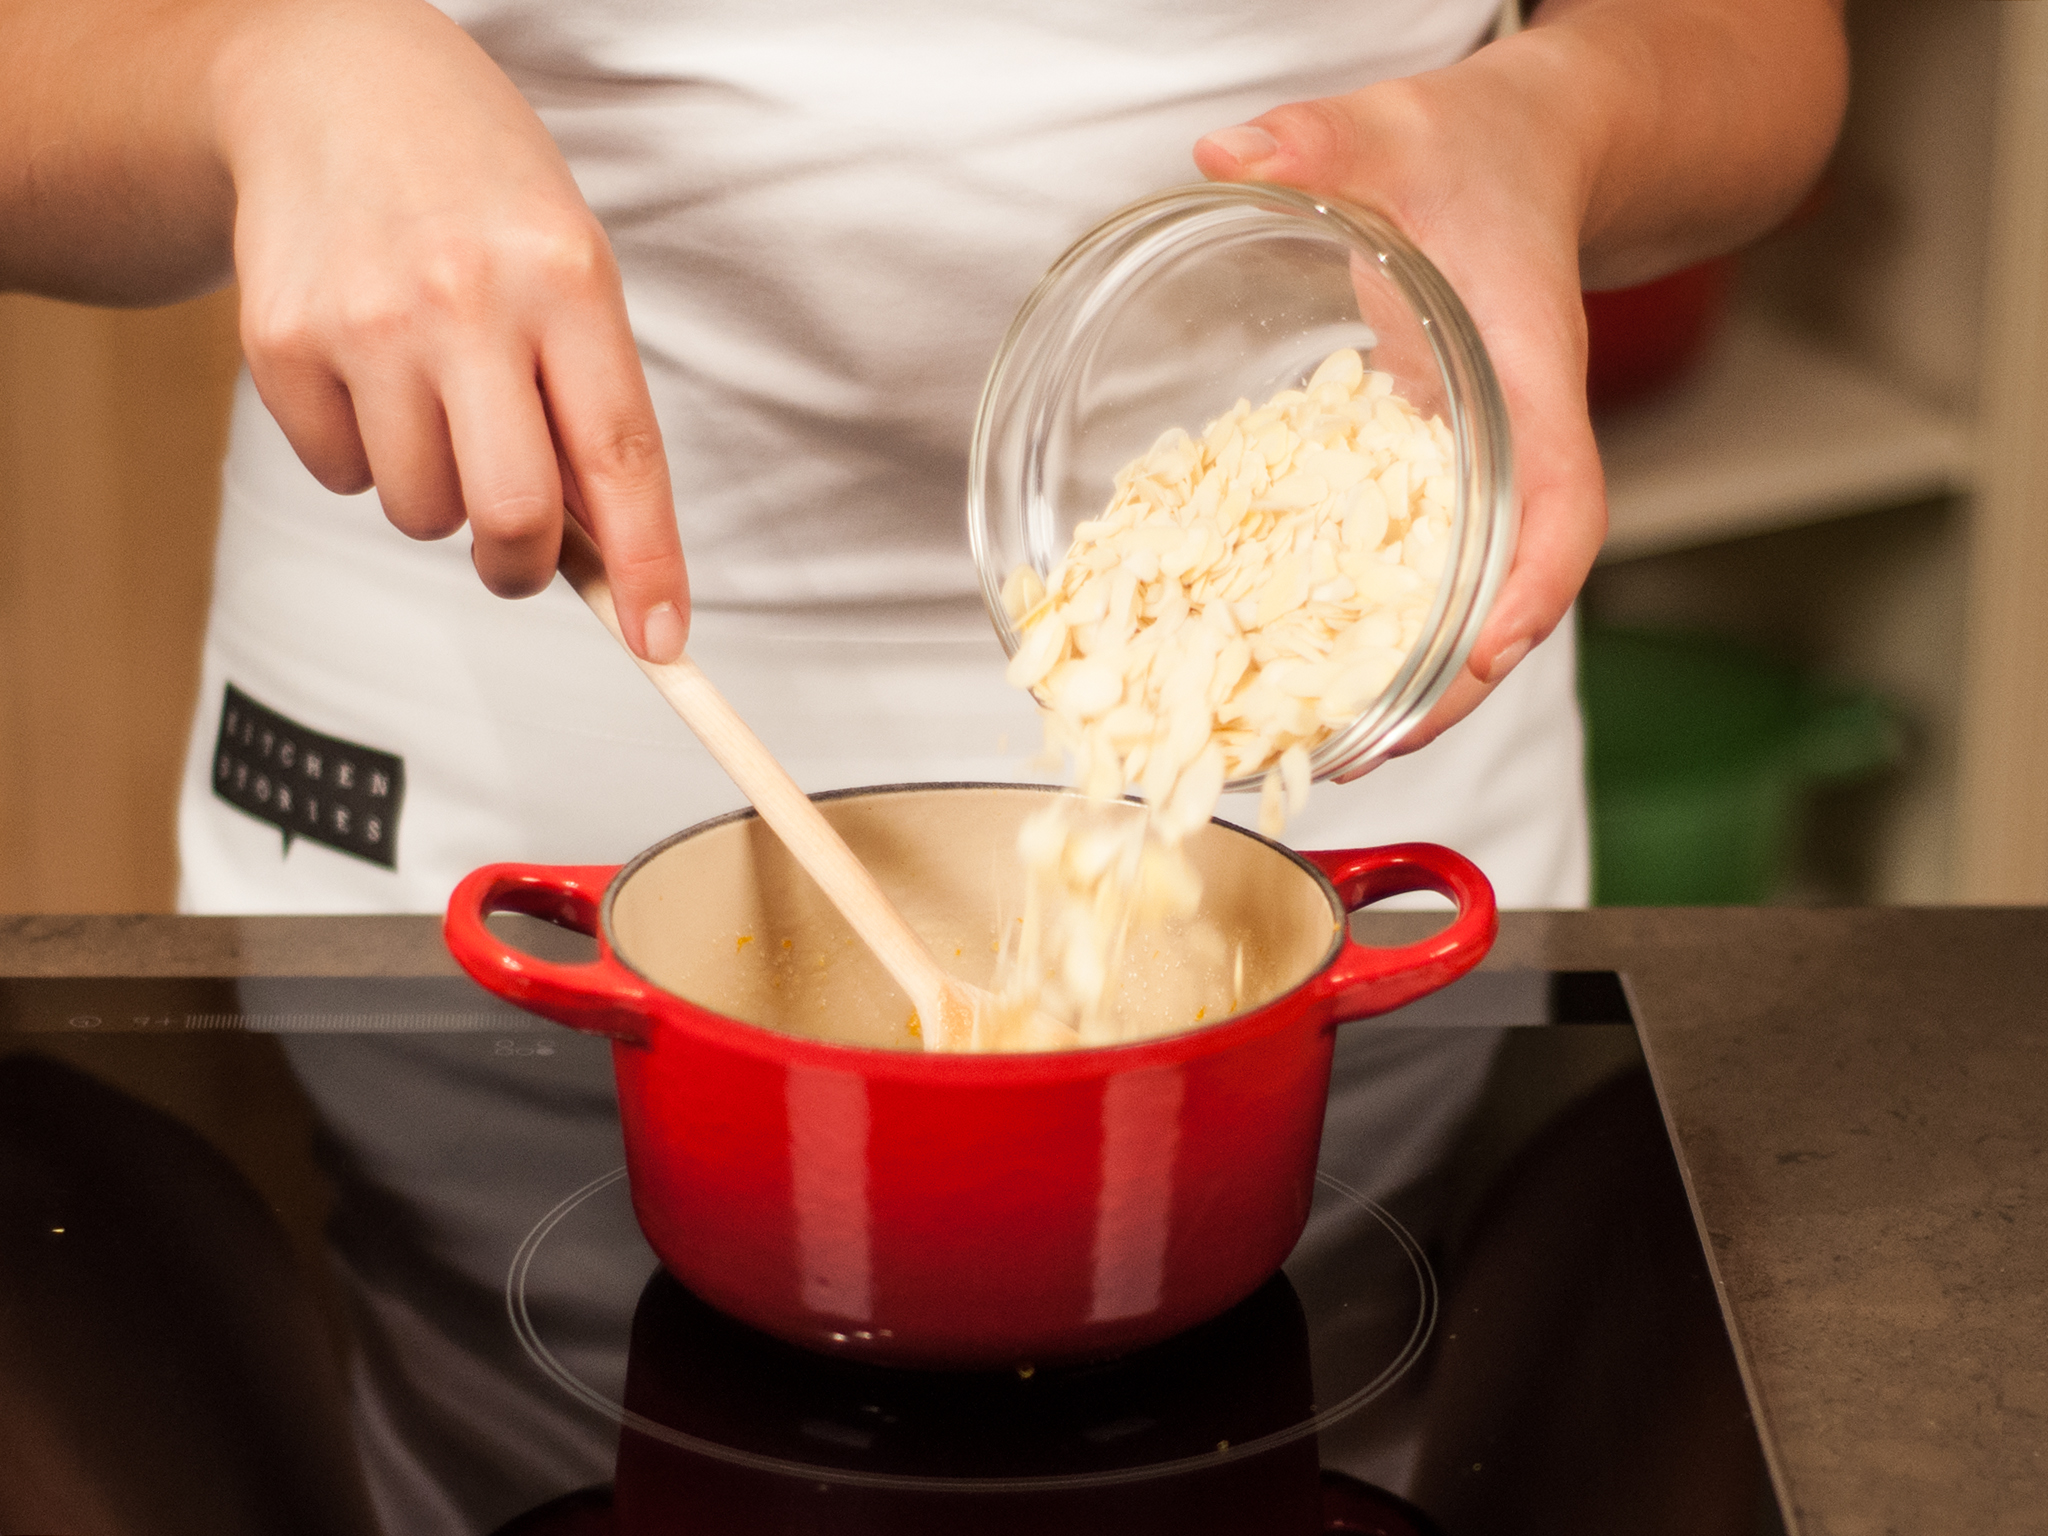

2,4,1847,1530
4,0,1845,915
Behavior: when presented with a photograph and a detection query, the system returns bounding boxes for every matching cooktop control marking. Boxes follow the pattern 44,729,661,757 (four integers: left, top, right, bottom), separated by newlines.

0,977,532,1033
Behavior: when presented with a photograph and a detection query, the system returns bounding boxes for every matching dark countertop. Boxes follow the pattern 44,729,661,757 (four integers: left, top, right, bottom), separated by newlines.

3,907,2043,1535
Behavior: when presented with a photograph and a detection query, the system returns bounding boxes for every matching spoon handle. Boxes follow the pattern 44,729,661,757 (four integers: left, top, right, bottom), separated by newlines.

556,520,955,1038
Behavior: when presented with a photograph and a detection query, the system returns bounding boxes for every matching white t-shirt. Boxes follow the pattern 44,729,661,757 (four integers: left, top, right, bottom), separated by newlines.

176,0,1586,915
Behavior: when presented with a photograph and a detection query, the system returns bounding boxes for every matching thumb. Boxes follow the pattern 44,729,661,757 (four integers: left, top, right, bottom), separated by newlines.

1194,100,1367,192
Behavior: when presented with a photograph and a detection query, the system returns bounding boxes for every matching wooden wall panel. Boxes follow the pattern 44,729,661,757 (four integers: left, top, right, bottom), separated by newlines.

1955,6,2048,902
0,289,241,913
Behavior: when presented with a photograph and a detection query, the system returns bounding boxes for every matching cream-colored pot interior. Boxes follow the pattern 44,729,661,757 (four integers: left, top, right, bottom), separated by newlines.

606,785,1340,1052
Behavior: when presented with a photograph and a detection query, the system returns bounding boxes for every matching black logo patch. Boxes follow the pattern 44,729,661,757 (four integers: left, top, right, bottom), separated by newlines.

211,684,405,869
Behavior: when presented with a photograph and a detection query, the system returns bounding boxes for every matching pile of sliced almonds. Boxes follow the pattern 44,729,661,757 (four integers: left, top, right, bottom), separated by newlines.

989,348,1456,1044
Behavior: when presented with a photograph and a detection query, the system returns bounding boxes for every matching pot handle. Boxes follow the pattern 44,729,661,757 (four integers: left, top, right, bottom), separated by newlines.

1299,842,1498,1020
443,862,656,1046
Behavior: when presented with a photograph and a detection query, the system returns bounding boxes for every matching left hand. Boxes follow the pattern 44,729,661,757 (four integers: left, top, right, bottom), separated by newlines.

1194,0,1847,770
1195,51,1606,764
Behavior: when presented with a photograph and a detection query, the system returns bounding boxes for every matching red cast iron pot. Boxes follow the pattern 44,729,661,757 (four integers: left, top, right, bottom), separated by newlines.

445,783,1494,1369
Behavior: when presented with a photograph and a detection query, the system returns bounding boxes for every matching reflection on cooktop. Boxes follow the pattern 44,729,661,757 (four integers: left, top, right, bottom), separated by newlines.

506,1165,1433,1493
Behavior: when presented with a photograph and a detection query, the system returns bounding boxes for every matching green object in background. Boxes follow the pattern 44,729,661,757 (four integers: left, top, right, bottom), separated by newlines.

1578,626,1904,905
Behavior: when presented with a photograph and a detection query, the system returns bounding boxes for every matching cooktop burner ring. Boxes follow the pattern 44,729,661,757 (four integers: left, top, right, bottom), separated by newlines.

506,1164,1437,1494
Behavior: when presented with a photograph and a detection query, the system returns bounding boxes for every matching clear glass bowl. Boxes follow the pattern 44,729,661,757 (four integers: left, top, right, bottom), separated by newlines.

969,182,1516,784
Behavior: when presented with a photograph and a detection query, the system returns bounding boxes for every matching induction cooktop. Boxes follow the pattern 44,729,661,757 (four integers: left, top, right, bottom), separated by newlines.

0,965,1786,1536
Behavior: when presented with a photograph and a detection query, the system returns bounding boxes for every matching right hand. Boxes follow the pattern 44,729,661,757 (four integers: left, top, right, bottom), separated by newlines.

213,0,689,660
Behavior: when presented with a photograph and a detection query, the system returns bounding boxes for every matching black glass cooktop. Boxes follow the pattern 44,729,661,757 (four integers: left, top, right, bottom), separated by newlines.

0,966,1785,1536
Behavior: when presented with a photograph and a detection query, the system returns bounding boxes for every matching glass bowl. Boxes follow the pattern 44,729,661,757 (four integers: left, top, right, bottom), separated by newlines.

969,182,1515,784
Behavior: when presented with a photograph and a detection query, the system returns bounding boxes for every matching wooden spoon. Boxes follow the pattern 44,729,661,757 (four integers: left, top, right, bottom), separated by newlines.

556,520,1073,1052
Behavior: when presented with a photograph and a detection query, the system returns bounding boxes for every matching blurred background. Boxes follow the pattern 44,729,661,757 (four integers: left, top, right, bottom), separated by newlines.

3,0,2043,915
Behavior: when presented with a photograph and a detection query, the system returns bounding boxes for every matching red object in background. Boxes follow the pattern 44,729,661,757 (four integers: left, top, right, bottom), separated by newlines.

1582,255,1735,410
444,785,1495,1371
